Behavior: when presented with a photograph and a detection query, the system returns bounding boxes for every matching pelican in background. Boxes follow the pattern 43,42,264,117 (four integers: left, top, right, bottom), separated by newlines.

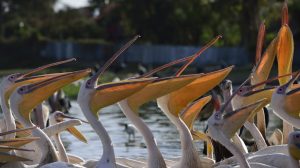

0,58,76,140
8,69,90,167
49,111,88,164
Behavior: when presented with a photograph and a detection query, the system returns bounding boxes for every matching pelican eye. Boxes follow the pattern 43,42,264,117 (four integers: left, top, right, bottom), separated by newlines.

18,87,26,94
214,113,221,120
8,75,16,82
277,87,285,94
86,80,93,88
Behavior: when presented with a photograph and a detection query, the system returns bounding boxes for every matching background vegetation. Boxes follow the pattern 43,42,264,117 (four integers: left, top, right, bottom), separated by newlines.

1,1,299,47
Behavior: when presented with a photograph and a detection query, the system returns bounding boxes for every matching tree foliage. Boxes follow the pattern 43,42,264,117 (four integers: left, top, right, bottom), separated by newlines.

0,0,299,50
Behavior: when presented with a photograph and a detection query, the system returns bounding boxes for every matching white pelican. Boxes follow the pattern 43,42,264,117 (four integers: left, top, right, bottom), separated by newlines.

0,58,76,140
215,131,300,168
118,36,223,168
270,71,300,129
9,69,90,167
77,35,162,168
118,74,205,168
157,66,233,168
180,95,214,159
207,92,268,168
49,111,88,163
211,75,299,167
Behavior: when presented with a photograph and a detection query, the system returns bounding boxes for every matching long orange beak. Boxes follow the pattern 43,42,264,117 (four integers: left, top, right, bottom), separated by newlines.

88,35,140,87
166,66,233,116
89,78,155,118
222,99,268,138
4,58,76,107
15,69,91,122
56,113,88,143
277,4,294,85
181,96,212,130
126,74,204,113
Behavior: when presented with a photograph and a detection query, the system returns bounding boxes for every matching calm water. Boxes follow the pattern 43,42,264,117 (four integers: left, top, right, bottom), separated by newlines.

61,101,207,160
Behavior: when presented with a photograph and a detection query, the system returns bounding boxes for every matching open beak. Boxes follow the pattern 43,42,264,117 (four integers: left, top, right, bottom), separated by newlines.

241,72,300,105
0,137,40,148
88,35,140,87
4,58,76,107
17,69,91,122
0,152,32,162
0,126,36,137
0,145,34,153
284,71,300,94
277,25,294,85
167,66,233,116
57,114,88,143
251,37,278,87
89,78,155,117
222,99,268,138
279,72,300,119
126,74,204,113
181,95,212,130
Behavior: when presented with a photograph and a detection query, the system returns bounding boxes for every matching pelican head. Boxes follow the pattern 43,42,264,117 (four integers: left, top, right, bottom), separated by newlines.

276,71,300,95
208,81,268,138
0,58,76,107
270,71,300,119
78,76,155,118
10,69,91,123
49,111,88,143
288,131,300,160
220,80,232,92
231,73,294,111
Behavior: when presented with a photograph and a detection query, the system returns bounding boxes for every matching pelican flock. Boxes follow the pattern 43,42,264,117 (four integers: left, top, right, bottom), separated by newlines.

0,2,300,168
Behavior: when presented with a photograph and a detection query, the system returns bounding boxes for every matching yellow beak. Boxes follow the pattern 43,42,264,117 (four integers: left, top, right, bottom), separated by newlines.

126,74,204,113
222,99,268,138
5,73,68,108
18,69,91,122
66,127,87,143
251,37,278,87
277,25,294,85
5,58,76,107
0,137,39,148
167,66,233,116
181,95,211,130
89,78,155,117
279,73,300,119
